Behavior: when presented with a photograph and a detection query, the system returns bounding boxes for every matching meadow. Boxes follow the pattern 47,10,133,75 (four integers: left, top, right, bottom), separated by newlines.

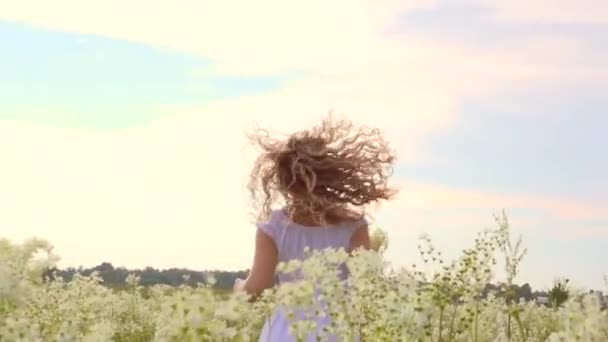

1,212,607,341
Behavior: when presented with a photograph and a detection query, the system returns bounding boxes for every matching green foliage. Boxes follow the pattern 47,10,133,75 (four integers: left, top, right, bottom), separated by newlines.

45,264,249,290
548,278,570,309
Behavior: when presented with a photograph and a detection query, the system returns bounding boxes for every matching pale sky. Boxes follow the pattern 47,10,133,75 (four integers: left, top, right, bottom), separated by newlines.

1,0,606,290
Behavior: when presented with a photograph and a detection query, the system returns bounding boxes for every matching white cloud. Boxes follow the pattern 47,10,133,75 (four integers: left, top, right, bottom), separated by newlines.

2,104,604,272
0,98,447,271
0,119,251,270
0,0,435,75
2,0,601,100
0,0,452,270
480,0,608,24
383,181,608,221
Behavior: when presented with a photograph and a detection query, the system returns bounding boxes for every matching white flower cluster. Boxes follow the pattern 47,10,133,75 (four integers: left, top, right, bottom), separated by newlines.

1,214,606,341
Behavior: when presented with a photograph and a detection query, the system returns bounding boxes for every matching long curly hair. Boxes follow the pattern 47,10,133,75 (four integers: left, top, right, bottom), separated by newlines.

248,115,396,226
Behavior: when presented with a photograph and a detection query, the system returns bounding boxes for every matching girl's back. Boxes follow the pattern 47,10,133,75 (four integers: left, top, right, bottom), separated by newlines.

258,209,366,284
257,209,367,341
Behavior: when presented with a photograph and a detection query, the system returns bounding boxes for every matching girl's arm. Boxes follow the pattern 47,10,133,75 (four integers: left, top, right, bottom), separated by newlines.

234,228,278,296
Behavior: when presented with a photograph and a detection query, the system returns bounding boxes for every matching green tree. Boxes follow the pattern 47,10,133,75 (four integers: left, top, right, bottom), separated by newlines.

548,278,570,308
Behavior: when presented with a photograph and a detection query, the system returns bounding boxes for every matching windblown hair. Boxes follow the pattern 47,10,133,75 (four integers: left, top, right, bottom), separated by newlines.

248,116,396,226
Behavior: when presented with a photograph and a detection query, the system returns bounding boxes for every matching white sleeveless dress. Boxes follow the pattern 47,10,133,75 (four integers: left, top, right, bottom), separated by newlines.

256,209,365,342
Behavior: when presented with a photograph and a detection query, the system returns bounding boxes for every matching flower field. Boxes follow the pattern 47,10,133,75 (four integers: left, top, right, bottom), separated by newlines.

1,212,607,341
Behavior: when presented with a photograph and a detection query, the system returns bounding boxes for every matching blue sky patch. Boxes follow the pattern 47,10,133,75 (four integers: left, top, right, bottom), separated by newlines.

0,21,298,130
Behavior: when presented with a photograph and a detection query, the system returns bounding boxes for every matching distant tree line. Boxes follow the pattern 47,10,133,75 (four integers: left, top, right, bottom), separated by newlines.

43,262,248,290
43,263,581,304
